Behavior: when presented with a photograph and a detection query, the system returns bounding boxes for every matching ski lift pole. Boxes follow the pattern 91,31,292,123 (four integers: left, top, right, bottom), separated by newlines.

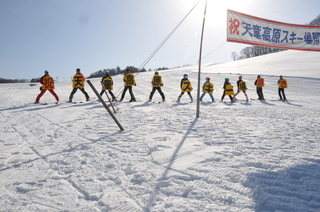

87,80,124,131
196,0,208,118
100,80,116,114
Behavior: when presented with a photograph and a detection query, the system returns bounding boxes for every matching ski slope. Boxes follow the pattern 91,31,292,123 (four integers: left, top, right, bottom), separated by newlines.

1,50,320,211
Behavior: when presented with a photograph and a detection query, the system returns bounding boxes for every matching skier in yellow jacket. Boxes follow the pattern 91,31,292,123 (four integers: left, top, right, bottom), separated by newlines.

177,74,193,102
100,71,116,101
149,71,165,102
234,76,249,101
120,68,136,102
199,77,214,102
68,68,90,102
220,78,234,102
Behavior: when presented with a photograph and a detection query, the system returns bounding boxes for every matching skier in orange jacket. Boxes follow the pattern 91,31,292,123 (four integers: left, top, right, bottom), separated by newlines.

34,70,59,104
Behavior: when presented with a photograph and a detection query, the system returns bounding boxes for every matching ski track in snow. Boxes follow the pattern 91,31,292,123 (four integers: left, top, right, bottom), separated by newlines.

0,69,320,211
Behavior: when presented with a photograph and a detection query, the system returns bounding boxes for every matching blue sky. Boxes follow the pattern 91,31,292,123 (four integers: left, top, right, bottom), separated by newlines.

0,0,319,80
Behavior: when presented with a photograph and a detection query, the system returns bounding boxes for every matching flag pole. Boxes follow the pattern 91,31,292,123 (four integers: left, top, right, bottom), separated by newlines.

196,0,208,118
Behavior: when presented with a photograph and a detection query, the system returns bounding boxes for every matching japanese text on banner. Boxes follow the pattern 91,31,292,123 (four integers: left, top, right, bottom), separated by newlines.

227,9,320,51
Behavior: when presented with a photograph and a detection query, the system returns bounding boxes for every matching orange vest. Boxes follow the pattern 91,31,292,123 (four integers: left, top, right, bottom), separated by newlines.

41,75,55,90
256,78,264,87
279,79,288,88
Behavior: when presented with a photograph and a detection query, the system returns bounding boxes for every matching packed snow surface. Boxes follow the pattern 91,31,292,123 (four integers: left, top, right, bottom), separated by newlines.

1,50,320,211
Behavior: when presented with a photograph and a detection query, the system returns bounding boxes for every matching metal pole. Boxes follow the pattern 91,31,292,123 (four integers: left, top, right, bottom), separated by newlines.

196,0,208,118
87,80,124,131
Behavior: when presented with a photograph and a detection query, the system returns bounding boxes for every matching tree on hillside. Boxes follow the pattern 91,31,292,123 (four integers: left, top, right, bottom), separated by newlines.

156,67,169,70
231,52,238,61
88,70,104,78
116,66,121,74
0,78,28,83
309,14,320,25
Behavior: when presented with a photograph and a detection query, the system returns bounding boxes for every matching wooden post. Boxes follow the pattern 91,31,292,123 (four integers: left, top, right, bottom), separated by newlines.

87,80,124,131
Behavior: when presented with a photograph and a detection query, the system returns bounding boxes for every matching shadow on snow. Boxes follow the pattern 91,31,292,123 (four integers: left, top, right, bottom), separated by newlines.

244,160,320,211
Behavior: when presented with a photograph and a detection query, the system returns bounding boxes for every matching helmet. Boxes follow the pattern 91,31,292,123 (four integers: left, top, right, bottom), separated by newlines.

105,71,109,75
225,78,229,81
206,77,210,81
76,68,80,72
183,74,188,77
44,70,48,74
155,71,159,75
239,75,242,79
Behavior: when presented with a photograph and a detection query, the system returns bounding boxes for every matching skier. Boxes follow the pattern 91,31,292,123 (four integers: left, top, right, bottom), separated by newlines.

278,75,288,100
254,75,265,100
99,71,116,101
34,70,59,104
149,71,166,102
233,75,249,101
120,68,136,102
68,68,90,102
177,74,193,102
199,77,214,102
220,78,234,102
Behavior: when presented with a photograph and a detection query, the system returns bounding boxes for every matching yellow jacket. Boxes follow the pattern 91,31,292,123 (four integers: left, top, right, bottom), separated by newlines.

202,81,214,94
123,73,136,86
101,77,113,90
72,73,86,88
181,78,192,92
151,75,163,87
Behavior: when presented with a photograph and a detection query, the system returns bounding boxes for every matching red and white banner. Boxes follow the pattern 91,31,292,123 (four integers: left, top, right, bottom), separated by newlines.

227,9,320,51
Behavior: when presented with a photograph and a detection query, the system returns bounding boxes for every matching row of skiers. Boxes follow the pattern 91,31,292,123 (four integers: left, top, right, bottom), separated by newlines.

34,68,160,103
175,74,287,102
34,68,288,104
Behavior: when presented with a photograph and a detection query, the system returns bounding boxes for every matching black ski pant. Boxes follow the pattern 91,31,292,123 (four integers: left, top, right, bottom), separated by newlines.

178,92,193,99
121,86,135,101
221,91,234,101
256,87,264,100
100,90,116,99
278,88,286,100
69,87,89,100
149,87,165,100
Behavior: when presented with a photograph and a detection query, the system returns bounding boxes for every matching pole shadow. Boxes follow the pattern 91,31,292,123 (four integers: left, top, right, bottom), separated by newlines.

143,117,198,212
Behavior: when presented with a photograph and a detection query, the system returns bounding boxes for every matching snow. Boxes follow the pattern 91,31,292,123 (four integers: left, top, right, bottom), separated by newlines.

1,50,320,212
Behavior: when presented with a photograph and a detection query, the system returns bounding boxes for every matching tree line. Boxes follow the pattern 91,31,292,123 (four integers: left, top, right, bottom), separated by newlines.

231,14,320,61
0,78,29,83
87,66,169,78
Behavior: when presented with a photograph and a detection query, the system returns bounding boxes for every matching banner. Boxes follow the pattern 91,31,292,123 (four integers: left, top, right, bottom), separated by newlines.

227,9,320,51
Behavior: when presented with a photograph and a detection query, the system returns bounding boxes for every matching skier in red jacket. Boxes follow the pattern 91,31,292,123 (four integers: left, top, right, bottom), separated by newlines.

34,70,59,104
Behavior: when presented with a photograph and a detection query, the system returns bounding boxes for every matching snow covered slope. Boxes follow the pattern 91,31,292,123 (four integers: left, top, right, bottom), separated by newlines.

0,50,320,211
176,50,320,79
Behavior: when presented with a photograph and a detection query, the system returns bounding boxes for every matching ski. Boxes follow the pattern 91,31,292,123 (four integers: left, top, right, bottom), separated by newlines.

200,101,215,103
175,101,193,103
35,102,59,105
